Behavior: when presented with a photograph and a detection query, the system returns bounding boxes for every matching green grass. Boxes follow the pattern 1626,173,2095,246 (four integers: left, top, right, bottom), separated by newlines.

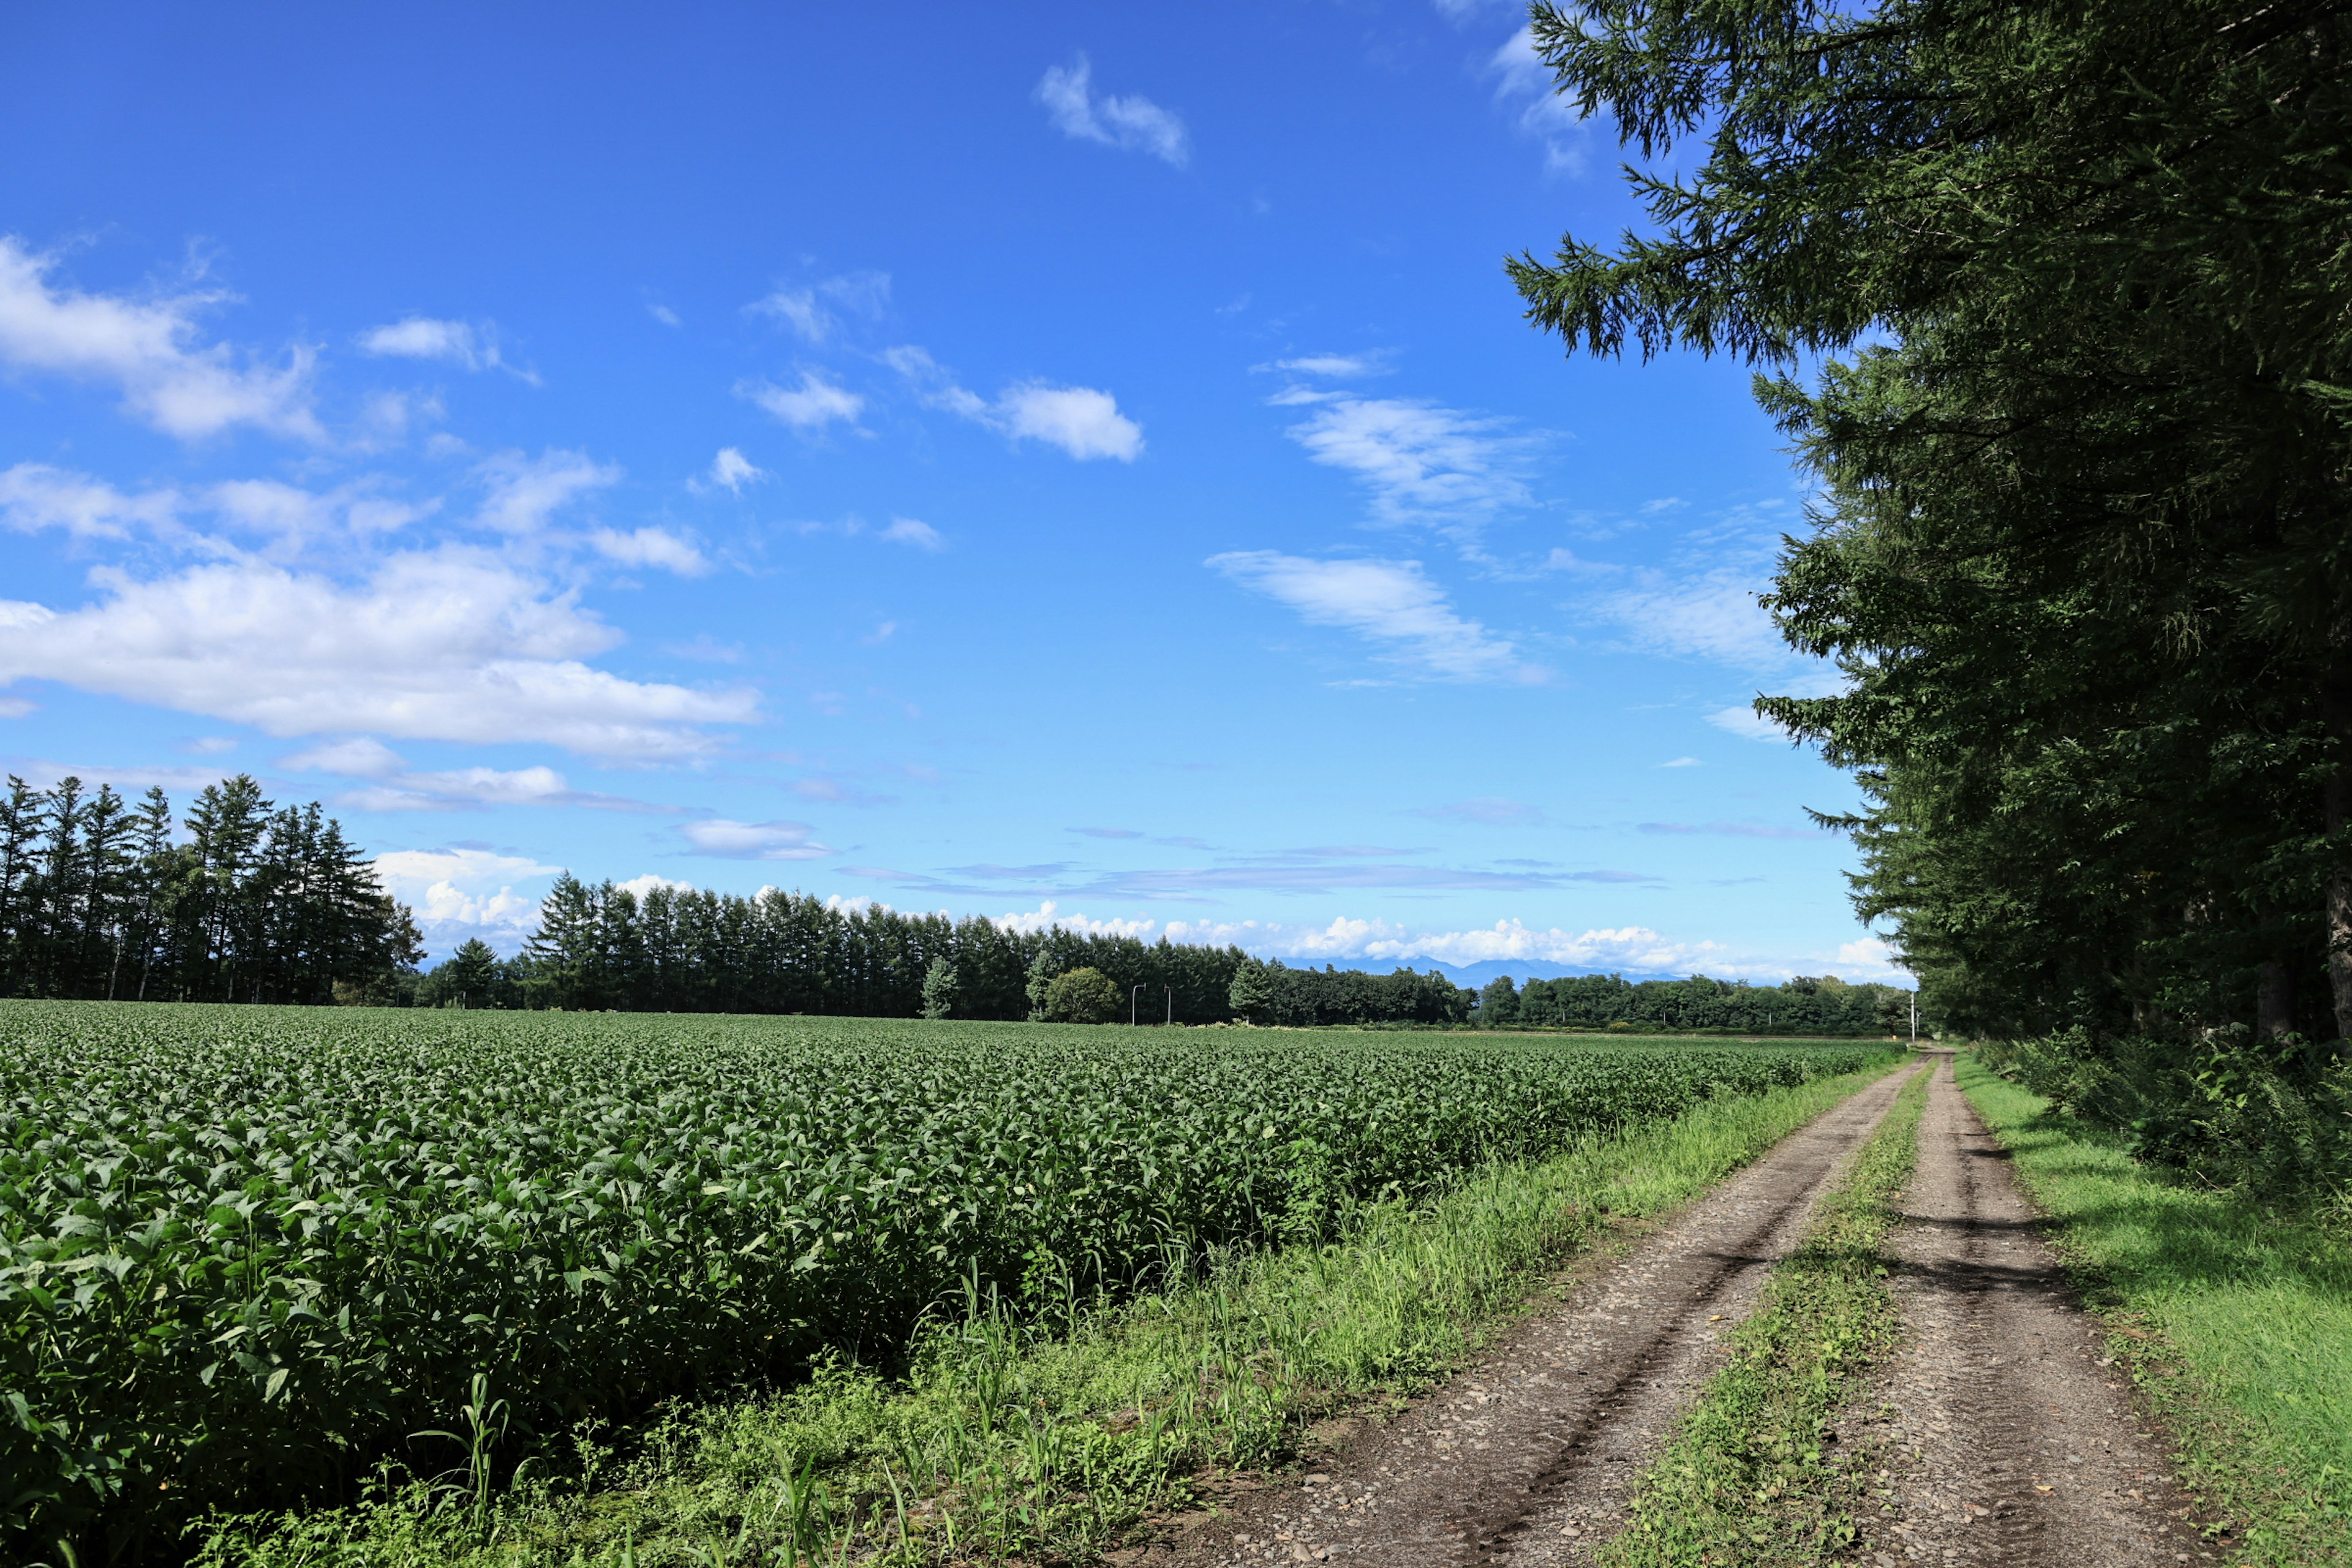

1954,1052,2352,1567
175,1058,1905,1568
1599,1065,1929,1567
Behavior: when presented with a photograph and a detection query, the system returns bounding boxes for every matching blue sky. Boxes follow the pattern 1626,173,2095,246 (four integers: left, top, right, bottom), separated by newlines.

0,1,1896,982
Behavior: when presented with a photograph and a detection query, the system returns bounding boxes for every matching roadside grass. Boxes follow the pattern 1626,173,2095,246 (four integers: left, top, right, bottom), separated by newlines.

1954,1052,2352,1567
179,1058,1904,1568
1599,1065,1930,1567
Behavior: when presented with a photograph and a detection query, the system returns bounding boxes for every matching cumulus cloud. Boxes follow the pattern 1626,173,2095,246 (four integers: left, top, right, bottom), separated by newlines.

0,548,758,758
0,462,180,540
701,447,765,494
885,346,1142,461
992,899,1159,939
997,382,1144,461
0,236,321,440
356,316,532,380
475,448,619,534
372,847,559,950
589,526,709,575
1035,55,1189,166
1278,393,1533,541
680,818,833,860
739,371,865,431
1208,551,1543,684
881,517,944,551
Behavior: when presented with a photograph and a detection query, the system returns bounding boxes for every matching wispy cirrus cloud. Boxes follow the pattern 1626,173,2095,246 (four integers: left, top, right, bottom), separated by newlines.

738,371,865,431
747,270,891,343
1274,390,1536,545
1035,55,1189,167
356,316,536,382
1209,551,1544,684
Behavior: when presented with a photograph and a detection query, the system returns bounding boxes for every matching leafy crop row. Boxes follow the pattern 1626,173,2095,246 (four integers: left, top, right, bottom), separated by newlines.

0,1001,1888,1553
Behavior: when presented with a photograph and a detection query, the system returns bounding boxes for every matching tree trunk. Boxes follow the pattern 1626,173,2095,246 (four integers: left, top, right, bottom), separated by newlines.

2327,674,2352,1041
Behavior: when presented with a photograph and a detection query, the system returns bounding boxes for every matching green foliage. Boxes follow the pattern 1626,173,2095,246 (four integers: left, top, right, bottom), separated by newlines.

1226,956,1272,1022
918,957,958,1020
1245,960,1472,1027
0,773,421,1006
1958,1055,2352,1566
1514,0,2352,1150
1498,970,1904,1034
1040,966,1118,1024
184,1059,1905,1568
0,1001,1888,1557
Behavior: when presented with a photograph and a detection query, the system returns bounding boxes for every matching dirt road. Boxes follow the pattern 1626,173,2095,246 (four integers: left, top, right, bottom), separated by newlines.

1142,1054,2212,1567
1837,1053,2209,1566
1145,1060,1925,1567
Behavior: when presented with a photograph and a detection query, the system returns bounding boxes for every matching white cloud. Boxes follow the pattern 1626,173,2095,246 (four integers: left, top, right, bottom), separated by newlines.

998,382,1144,461
1707,704,1792,743
1209,551,1544,684
1268,353,1386,379
992,899,1160,939
884,347,1141,461
648,303,682,327
881,517,944,551
0,548,758,758
1489,24,1589,172
1604,573,1787,668
747,271,891,342
476,448,620,533
680,818,832,860
617,872,695,901
1412,797,1547,826
703,447,765,493
0,236,322,440
356,316,530,380
589,526,709,576
0,462,180,540
1281,394,1532,539
1035,55,1189,167
372,847,559,948
739,371,865,431
281,736,405,777
1659,756,1702,768
0,697,34,718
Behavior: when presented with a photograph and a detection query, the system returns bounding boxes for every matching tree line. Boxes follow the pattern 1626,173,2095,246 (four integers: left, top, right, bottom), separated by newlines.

0,774,421,1005
1518,0,2352,1189
1474,971,1904,1036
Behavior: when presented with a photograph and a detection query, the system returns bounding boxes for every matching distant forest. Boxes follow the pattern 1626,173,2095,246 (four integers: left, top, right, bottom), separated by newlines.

0,773,421,1005
0,776,1911,1031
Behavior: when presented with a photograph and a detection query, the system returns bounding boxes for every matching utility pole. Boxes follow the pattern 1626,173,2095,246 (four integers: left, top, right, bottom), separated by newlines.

1910,990,1918,1044
1133,984,1145,1025
1164,984,1173,1025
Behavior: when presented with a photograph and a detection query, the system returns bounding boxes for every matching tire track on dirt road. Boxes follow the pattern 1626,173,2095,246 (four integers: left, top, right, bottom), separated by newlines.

1142,1058,1926,1568
1837,1052,2209,1567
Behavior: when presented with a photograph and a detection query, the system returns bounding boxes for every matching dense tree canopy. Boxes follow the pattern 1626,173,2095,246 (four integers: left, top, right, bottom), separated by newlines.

0,774,421,1004
1516,0,2352,1174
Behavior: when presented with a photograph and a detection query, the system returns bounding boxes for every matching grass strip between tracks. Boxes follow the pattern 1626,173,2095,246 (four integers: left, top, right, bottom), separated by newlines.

1953,1052,2352,1568
179,1057,1905,1568
1598,1063,1929,1567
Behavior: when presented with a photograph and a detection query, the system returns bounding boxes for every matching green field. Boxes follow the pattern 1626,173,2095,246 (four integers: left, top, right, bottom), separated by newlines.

0,1001,1890,1558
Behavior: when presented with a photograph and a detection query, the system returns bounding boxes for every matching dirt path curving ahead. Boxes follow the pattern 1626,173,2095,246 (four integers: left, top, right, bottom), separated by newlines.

1836,1052,2211,1567
1138,1060,1926,1568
